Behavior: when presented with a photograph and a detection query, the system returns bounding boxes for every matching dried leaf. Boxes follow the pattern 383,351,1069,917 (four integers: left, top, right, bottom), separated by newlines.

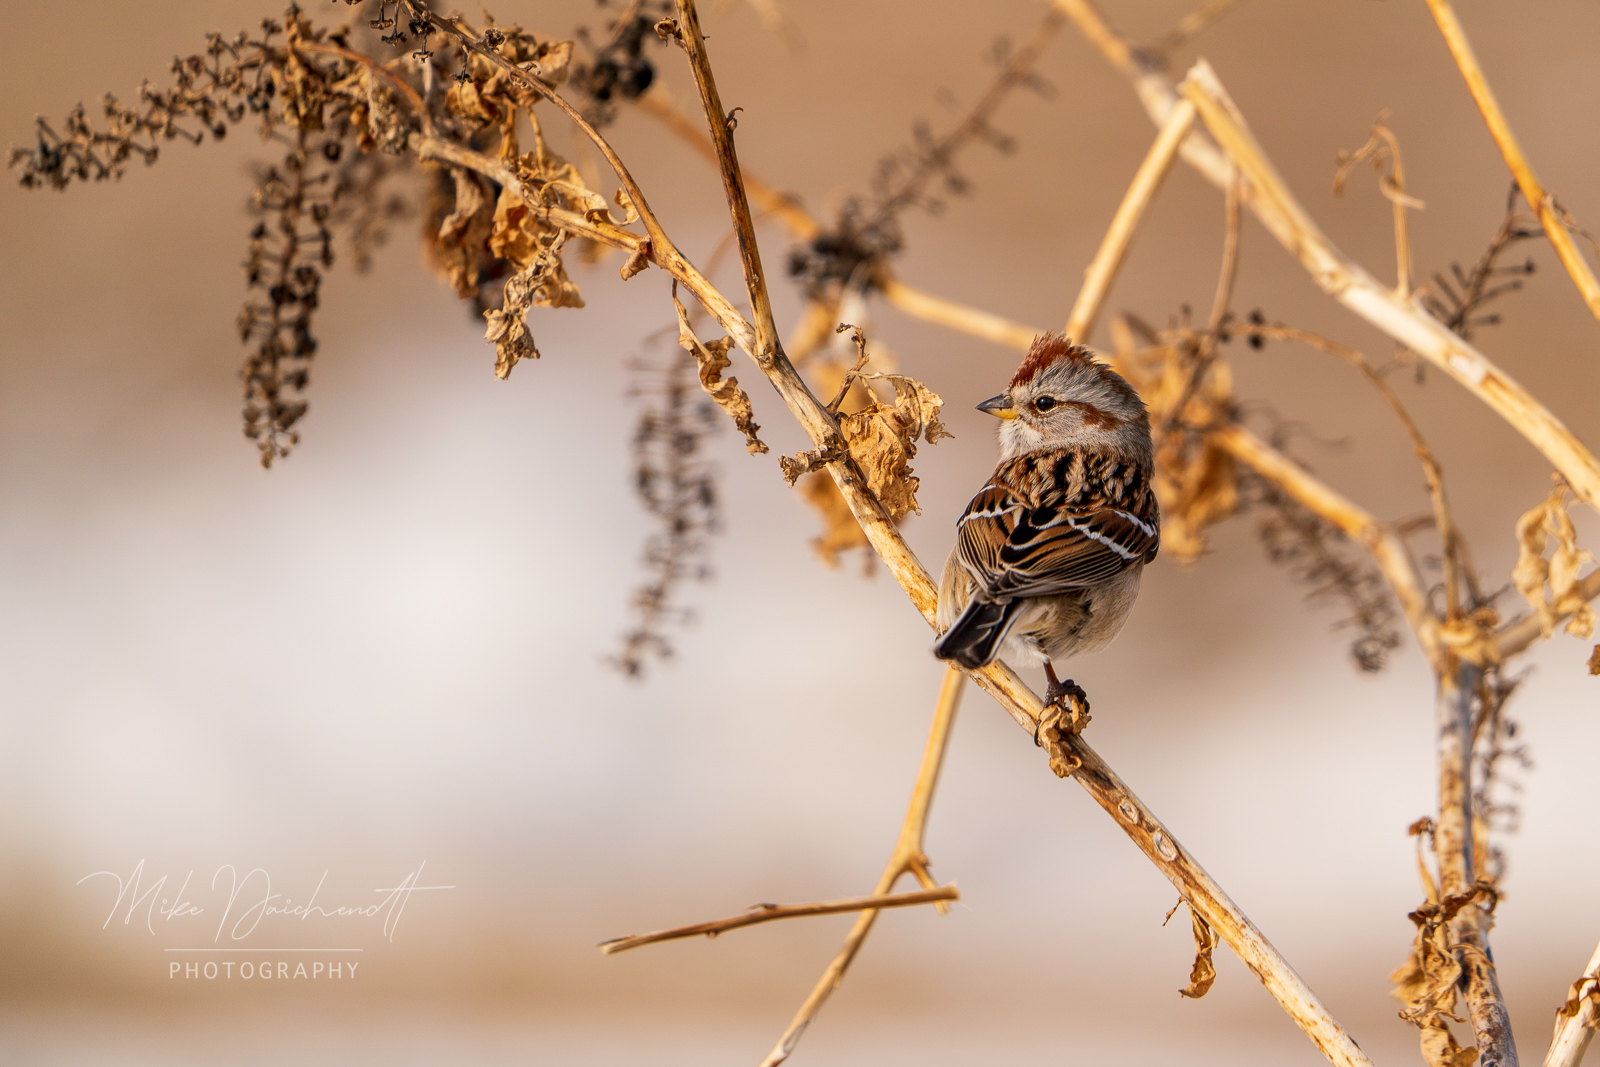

1555,975,1600,1023
1589,645,1600,676
482,231,570,379
671,293,767,455
1513,476,1596,641
487,185,584,307
612,187,641,225
619,241,652,281
1178,907,1217,999
834,373,951,521
1392,884,1496,1067
530,39,573,86
428,167,495,298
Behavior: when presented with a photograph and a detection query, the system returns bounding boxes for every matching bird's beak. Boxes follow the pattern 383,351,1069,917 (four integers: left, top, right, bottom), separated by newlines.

977,393,1017,420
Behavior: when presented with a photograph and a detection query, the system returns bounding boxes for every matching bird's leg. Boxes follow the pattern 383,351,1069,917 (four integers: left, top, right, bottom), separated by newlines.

1036,661,1091,777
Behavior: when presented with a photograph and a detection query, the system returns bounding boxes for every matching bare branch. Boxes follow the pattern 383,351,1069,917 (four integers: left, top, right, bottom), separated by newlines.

1064,97,1196,344
1424,0,1600,332
598,885,960,956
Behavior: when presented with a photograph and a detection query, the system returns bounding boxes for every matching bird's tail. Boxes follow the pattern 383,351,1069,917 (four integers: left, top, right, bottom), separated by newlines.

933,598,1024,670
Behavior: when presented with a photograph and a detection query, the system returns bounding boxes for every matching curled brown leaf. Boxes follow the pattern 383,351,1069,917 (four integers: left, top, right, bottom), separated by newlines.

834,372,951,522
1178,906,1217,999
1513,475,1597,641
671,293,767,455
483,230,572,379
427,166,495,298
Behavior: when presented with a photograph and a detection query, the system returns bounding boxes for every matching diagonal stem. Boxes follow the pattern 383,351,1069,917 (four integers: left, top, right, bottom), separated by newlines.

1064,96,1197,343
1423,0,1600,333
759,665,966,1067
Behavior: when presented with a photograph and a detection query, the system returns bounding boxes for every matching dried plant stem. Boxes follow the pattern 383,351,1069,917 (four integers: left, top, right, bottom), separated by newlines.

673,0,781,359
428,17,1371,1061
878,277,1040,349
1175,61,1600,511
635,87,821,241
1064,97,1196,343
1049,2,1600,509
1437,663,1520,1066
598,885,959,956
1545,939,1600,1067
1424,0,1600,332
760,665,965,1066
1045,0,1235,184
632,87,1041,352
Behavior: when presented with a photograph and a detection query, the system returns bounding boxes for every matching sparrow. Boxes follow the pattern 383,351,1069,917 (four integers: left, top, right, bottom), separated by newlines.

933,333,1159,712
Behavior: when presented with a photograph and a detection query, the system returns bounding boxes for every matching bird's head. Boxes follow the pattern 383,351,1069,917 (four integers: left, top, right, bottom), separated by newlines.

979,333,1152,463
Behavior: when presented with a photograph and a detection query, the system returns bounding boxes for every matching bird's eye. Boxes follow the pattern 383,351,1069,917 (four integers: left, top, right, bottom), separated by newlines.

1034,395,1057,412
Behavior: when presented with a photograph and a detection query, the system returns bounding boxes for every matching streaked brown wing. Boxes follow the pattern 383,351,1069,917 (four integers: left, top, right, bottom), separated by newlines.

954,454,1159,599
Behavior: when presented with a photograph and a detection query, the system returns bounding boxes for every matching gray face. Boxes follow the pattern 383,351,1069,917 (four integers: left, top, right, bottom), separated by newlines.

997,358,1151,460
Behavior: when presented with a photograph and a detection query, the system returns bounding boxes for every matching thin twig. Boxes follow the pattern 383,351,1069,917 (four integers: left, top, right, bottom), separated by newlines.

760,665,966,1066
671,0,781,361
1064,97,1196,344
1150,0,1247,59
1333,115,1419,299
1249,323,1465,622
598,885,960,956
1155,172,1241,447
878,277,1041,349
634,86,821,240
858,9,1065,236
1173,60,1600,510
1424,0,1600,332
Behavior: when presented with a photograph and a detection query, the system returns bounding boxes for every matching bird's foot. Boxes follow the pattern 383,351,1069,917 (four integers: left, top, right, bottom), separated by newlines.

1035,676,1090,779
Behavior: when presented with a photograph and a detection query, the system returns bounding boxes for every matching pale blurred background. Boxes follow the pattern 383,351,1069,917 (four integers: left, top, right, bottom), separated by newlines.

2,0,1599,1063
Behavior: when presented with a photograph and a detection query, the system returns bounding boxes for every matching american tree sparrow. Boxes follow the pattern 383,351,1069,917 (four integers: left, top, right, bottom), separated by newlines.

934,333,1160,717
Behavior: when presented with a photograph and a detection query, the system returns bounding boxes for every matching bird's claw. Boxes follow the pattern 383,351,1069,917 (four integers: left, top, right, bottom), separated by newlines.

1034,678,1091,778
